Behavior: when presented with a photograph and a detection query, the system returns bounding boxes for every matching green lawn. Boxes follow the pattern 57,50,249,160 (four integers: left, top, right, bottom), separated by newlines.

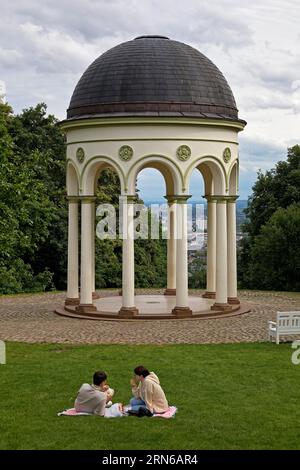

0,342,299,450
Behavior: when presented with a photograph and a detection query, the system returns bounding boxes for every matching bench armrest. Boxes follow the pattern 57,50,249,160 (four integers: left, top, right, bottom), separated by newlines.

268,321,277,327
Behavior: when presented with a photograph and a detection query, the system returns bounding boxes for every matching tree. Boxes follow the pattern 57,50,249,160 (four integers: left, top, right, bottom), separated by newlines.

0,103,58,293
238,145,300,291
242,204,300,291
188,252,206,289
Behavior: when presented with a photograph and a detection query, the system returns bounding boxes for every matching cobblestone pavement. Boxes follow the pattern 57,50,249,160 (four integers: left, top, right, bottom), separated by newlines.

0,289,299,344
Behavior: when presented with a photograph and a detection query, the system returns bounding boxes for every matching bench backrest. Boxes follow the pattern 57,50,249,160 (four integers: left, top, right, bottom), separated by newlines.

277,312,300,331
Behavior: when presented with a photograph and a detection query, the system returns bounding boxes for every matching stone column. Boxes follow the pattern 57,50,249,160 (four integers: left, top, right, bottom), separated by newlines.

211,197,231,311
164,196,176,295
202,196,216,299
172,195,192,317
91,201,100,300
227,196,240,304
119,195,139,317
65,196,79,306
76,196,97,313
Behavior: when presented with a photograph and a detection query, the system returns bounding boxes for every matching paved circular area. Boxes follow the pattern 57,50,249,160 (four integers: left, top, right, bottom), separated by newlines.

59,294,249,320
0,289,299,344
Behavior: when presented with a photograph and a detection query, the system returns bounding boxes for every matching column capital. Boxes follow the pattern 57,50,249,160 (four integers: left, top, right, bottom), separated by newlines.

120,194,138,204
205,195,239,203
80,195,97,204
164,194,192,204
164,195,177,204
66,195,80,203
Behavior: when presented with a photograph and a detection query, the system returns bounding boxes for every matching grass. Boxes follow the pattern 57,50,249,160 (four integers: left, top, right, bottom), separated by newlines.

0,341,299,450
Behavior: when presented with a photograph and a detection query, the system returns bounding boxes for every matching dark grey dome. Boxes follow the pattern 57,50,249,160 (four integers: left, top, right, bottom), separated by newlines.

67,36,240,121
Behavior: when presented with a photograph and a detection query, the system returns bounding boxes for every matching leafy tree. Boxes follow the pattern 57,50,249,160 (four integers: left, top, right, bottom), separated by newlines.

242,204,300,291
243,145,300,238
188,252,206,289
239,145,300,291
0,103,58,293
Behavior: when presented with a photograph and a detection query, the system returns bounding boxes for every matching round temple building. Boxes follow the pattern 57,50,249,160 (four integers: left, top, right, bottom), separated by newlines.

58,35,248,320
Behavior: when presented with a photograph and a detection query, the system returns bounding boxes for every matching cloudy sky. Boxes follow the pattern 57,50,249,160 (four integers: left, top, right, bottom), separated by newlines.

1,0,300,200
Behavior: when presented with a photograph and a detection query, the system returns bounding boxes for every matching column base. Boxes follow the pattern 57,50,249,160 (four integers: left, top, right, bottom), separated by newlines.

228,297,240,305
92,291,101,300
65,297,80,306
202,291,216,299
172,306,193,317
164,288,176,296
211,302,232,312
75,303,97,314
118,307,139,318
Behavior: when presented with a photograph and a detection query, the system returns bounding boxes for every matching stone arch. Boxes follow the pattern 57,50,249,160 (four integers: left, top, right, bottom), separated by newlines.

127,154,183,196
228,160,239,195
80,155,126,195
184,156,227,195
66,160,80,196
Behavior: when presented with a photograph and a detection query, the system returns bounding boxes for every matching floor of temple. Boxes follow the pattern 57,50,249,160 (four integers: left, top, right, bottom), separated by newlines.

58,294,250,320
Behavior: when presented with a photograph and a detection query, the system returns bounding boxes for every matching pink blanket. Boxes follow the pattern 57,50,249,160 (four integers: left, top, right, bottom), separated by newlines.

58,405,177,418
153,406,177,418
58,408,93,416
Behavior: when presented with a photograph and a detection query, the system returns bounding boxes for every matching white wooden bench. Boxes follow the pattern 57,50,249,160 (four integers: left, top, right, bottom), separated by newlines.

268,311,300,344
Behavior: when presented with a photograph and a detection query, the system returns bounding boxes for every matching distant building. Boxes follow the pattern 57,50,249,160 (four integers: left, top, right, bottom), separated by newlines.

0,80,6,103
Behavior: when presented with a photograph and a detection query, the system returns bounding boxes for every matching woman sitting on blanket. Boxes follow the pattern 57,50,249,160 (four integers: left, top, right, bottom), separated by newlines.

129,365,169,414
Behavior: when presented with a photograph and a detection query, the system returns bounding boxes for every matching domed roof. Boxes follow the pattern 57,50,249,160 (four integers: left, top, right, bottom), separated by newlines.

67,36,240,121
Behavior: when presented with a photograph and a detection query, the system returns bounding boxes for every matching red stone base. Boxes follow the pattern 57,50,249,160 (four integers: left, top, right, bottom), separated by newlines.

202,291,216,299
65,297,80,306
228,297,240,305
172,306,193,317
164,288,176,296
75,303,97,314
211,302,232,312
118,306,139,318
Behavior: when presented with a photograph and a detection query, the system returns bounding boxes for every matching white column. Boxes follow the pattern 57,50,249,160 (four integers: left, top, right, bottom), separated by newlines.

76,197,96,312
227,197,239,304
91,201,96,297
172,196,192,317
165,197,176,295
65,197,79,305
203,197,216,298
119,196,138,317
211,198,230,310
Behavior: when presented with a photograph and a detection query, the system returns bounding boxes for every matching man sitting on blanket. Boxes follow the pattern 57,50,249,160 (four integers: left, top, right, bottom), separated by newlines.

130,365,169,414
75,370,114,416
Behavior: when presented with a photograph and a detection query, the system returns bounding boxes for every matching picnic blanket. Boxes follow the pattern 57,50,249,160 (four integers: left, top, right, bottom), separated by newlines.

58,408,93,417
58,405,177,419
153,406,177,418
58,405,122,418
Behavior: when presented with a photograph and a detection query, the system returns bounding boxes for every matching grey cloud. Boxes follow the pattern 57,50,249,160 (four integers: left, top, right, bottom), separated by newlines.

0,0,299,200
239,136,285,163
238,136,287,198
